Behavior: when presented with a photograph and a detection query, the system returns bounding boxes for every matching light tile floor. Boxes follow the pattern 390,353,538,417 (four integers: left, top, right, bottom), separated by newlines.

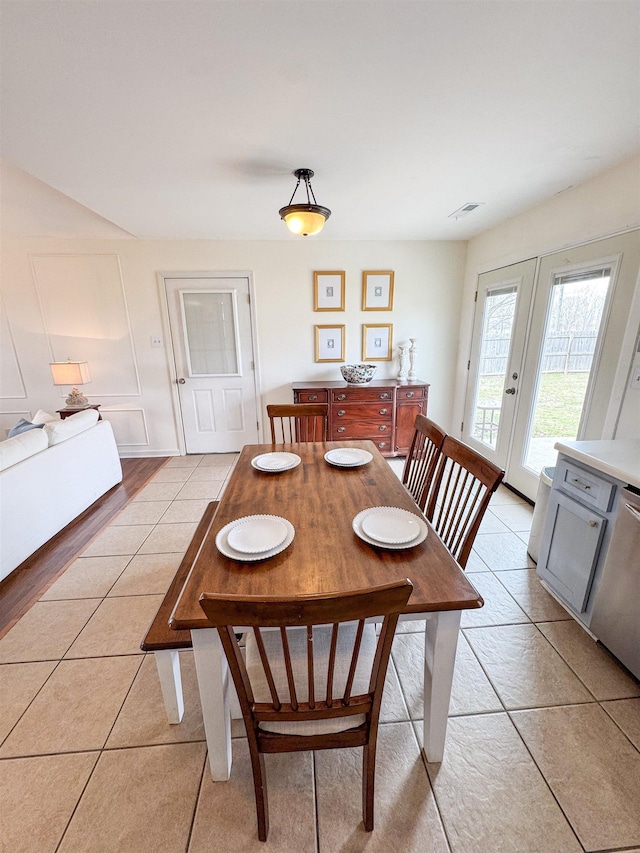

1,453,640,852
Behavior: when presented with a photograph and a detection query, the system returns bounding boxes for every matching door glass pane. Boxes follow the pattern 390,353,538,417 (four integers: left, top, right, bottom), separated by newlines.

181,291,239,375
472,285,518,449
524,269,611,473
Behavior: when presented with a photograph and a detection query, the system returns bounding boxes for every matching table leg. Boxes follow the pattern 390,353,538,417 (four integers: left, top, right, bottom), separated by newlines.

153,650,184,724
192,628,232,781
422,609,461,763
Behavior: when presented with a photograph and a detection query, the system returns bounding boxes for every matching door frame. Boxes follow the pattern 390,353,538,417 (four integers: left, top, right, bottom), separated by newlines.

158,270,263,454
507,251,620,497
461,227,640,500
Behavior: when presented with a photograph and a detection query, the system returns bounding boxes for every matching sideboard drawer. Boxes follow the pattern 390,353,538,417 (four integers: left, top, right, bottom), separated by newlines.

333,403,393,421
397,386,426,400
331,387,394,403
295,390,328,403
331,421,393,439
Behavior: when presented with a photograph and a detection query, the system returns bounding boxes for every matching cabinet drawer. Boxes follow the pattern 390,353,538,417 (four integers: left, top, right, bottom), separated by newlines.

331,387,394,403
397,386,426,400
557,460,615,513
332,403,393,421
295,390,328,403
331,421,392,439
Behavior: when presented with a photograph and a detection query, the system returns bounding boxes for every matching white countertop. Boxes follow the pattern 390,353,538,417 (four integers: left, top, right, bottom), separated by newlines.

554,439,640,490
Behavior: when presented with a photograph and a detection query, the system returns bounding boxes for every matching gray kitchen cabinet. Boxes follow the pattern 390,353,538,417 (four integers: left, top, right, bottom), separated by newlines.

536,455,622,626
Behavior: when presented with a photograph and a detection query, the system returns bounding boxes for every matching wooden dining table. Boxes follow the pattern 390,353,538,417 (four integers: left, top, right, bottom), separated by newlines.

170,440,483,781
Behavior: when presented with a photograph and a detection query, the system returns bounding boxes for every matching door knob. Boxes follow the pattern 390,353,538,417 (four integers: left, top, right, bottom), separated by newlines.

178,378,186,384
505,387,516,395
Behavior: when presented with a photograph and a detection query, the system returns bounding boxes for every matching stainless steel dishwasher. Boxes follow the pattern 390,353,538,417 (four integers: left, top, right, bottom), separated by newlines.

590,487,640,679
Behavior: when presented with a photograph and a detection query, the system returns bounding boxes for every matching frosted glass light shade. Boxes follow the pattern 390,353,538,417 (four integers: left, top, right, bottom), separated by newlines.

281,207,329,236
279,169,331,236
50,361,91,386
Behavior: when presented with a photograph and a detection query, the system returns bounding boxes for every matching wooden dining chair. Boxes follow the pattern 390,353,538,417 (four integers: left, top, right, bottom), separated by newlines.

266,403,328,443
199,579,413,841
425,436,504,569
401,414,447,511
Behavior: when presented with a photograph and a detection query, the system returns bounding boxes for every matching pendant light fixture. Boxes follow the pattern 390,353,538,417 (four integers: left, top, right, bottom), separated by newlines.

279,168,331,236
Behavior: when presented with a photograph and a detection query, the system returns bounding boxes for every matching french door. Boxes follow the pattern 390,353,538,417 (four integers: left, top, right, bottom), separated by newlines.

463,232,640,500
462,258,536,474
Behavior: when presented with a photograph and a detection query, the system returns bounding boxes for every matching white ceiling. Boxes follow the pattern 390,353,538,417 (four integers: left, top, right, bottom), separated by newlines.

1,0,639,241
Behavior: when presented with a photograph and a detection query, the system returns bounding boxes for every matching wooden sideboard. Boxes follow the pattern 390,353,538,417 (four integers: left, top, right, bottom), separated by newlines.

292,379,429,457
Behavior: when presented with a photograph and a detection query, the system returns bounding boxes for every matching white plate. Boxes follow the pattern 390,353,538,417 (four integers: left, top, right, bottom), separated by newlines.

251,452,301,472
324,448,373,468
361,506,423,544
216,516,295,561
352,507,428,550
227,515,289,554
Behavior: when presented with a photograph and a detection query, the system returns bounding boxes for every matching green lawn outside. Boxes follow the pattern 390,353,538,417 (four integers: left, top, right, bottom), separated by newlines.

476,371,589,438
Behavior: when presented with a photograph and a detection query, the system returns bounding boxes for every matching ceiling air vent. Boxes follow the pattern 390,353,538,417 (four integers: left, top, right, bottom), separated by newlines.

448,203,484,220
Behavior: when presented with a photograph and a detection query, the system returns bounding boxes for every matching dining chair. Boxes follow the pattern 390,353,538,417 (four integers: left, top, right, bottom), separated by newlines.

266,403,328,443
425,436,504,568
199,579,413,841
401,414,447,511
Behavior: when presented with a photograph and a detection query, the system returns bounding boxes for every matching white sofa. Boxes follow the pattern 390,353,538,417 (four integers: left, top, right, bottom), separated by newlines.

0,410,122,581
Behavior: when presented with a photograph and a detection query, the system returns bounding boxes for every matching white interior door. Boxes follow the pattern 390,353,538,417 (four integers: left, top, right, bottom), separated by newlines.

164,274,260,453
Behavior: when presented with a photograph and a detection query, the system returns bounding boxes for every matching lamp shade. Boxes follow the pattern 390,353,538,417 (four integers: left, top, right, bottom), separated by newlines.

50,361,91,386
280,205,331,236
279,169,331,236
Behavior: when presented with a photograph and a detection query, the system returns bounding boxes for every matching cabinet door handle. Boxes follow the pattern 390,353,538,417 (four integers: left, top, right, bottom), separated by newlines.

379,425,387,431
378,442,387,448
406,391,414,398
337,410,346,416
337,426,346,433
308,394,318,401
571,478,591,491
379,393,390,399
379,408,388,415
588,520,599,528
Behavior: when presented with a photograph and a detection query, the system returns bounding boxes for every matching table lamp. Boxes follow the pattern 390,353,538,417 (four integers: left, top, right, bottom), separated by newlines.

50,359,91,407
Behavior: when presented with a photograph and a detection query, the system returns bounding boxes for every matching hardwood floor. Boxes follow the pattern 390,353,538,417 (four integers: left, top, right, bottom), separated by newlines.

0,456,168,638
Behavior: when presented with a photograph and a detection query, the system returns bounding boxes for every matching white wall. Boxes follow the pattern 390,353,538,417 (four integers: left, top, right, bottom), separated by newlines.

0,237,467,454
453,154,640,438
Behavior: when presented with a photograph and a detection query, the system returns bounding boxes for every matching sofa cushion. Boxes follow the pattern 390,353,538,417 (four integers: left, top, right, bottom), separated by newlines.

32,410,57,424
44,409,99,446
0,428,49,471
8,418,45,438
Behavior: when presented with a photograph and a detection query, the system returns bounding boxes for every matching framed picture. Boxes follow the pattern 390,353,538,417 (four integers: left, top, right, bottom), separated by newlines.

362,270,394,311
314,271,345,311
362,323,393,361
315,324,346,362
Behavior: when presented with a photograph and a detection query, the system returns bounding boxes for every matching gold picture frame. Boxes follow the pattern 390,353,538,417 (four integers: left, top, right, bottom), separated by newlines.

314,271,345,311
362,270,394,311
315,324,346,362
362,323,393,361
